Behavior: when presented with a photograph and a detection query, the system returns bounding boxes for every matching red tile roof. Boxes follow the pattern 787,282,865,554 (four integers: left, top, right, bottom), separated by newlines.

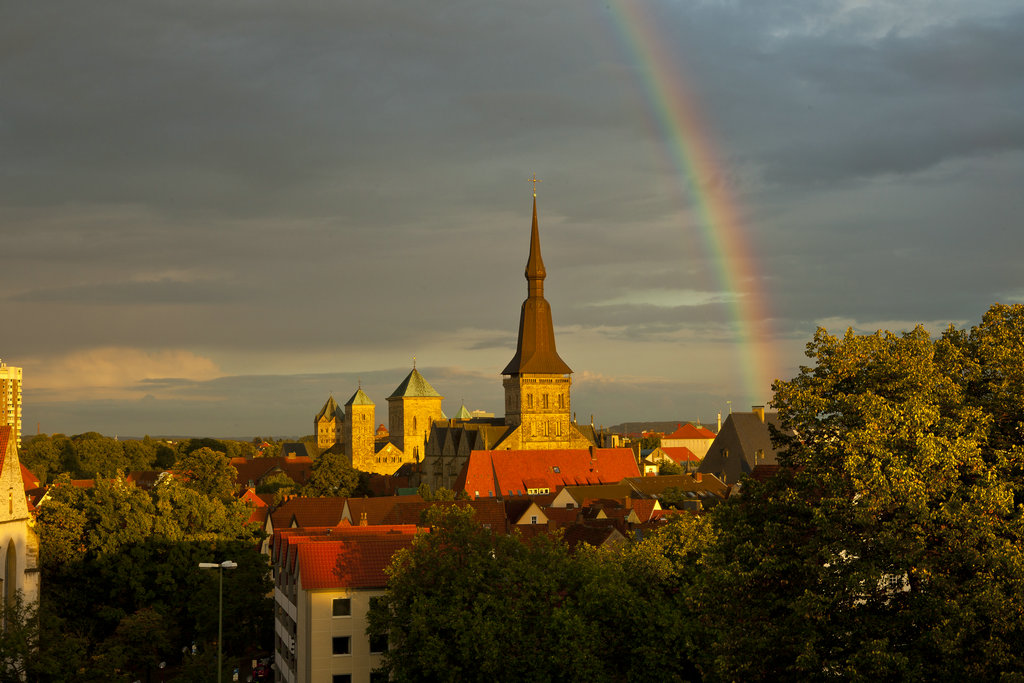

459,448,640,499
297,535,416,589
20,463,41,491
665,424,716,440
345,494,423,525
629,499,658,523
270,497,347,530
660,447,700,464
0,426,11,474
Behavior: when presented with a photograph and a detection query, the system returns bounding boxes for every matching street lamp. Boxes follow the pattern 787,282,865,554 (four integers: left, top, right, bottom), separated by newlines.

199,560,237,683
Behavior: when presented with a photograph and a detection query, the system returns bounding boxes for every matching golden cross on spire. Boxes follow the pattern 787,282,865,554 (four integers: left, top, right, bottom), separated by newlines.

528,173,541,198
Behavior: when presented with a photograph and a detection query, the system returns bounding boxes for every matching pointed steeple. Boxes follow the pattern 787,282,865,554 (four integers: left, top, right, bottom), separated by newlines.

502,195,572,376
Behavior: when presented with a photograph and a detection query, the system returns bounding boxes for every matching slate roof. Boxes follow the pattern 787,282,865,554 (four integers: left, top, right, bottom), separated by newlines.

344,495,424,526
623,473,729,499
457,448,640,499
563,523,625,550
315,395,343,422
378,500,509,531
280,443,310,459
697,411,792,484
388,368,442,399
345,388,374,406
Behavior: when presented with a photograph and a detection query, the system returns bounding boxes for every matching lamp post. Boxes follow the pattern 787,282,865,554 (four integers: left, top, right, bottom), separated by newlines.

199,560,237,683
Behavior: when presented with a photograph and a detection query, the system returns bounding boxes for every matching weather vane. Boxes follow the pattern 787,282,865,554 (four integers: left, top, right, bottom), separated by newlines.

528,173,541,198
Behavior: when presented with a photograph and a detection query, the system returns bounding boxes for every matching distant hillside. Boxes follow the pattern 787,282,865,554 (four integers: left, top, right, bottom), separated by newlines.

608,420,714,436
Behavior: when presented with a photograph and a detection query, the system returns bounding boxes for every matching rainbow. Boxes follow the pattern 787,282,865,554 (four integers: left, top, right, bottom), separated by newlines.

601,1,780,406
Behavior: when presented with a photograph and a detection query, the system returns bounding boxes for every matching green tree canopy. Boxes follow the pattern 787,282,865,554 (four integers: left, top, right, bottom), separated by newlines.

300,450,363,498
695,305,1024,680
368,506,711,682
173,447,238,501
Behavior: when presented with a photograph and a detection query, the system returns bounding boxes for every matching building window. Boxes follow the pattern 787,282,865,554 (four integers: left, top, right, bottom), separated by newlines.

333,676,352,683
370,634,388,653
332,636,351,655
526,394,533,409
542,394,549,409
530,515,538,524
333,598,351,617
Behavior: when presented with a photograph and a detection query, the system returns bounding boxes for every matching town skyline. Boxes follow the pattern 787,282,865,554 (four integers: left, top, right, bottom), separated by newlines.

3,1,1022,436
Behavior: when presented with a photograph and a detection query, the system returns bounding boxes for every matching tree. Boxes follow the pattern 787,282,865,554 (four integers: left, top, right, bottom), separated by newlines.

17,434,62,484
33,470,271,680
300,450,361,497
368,505,713,682
173,447,237,500
695,308,1024,680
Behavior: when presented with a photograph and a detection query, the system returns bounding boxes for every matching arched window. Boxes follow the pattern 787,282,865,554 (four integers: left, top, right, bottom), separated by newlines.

5,541,16,617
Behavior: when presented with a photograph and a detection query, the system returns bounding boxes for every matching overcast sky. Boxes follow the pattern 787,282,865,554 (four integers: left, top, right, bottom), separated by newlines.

3,0,1022,438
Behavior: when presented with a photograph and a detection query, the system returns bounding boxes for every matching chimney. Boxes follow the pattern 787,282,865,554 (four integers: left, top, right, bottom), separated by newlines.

753,405,765,422
717,412,721,432
695,472,703,483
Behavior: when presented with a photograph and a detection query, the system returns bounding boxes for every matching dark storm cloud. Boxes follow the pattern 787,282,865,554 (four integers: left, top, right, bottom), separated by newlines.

4,0,1022,435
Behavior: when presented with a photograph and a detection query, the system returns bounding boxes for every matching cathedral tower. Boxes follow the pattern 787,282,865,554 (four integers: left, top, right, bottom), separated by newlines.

314,394,343,450
501,194,580,449
387,366,444,464
343,387,375,467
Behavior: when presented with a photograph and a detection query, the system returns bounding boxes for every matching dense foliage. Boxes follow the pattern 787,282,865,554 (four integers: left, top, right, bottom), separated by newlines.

30,470,272,680
18,434,258,484
368,505,711,682
694,303,1024,680
371,304,1024,682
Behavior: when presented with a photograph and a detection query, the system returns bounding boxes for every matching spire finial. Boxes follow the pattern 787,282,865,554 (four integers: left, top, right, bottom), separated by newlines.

528,173,541,198
413,355,416,370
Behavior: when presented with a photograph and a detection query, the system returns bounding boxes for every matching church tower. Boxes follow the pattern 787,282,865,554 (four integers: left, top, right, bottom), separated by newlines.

501,193,581,449
343,387,375,467
314,394,344,450
387,366,444,464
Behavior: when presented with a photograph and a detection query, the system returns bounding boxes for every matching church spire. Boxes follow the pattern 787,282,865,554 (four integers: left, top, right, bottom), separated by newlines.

501,193,572,376
525,195,546,298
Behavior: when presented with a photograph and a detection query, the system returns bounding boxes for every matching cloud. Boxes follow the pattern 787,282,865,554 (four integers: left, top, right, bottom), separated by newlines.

588,289,735,308
25,348,223,400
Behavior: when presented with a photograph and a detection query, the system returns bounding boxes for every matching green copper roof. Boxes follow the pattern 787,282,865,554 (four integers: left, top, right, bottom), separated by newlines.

344,387,374,406
315,395,343,421
388,368,442,399
455,403,472,419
